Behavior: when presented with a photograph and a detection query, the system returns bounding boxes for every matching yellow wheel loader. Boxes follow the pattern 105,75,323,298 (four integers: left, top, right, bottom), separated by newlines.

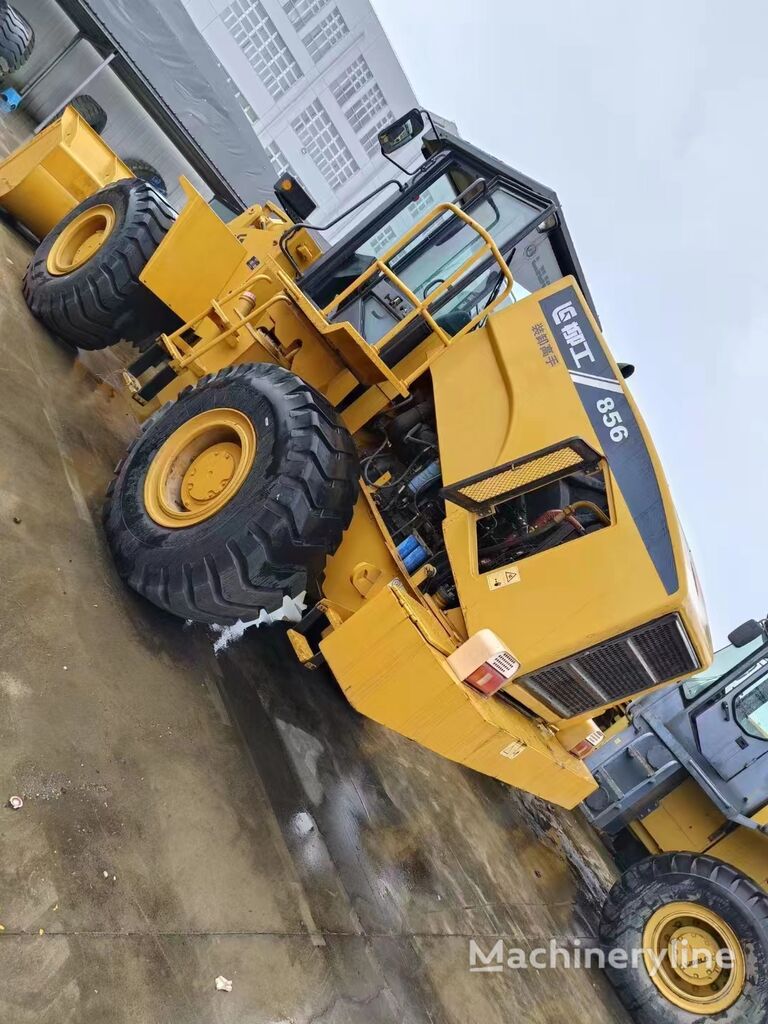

584,616,768,1024
4,107,713,812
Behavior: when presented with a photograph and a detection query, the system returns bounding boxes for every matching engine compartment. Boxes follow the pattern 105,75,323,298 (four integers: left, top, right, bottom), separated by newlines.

361,388,612,611
475,468,610,572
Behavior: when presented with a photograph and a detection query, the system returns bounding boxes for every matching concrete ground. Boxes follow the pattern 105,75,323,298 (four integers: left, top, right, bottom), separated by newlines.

0,119,630,1023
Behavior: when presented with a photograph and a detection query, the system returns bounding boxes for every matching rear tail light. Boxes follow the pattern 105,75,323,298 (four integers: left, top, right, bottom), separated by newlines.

569,731,604,759
447,630,520,696
556,720,604,759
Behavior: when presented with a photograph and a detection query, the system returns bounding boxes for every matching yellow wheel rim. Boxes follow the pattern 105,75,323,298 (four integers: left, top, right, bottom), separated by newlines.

643,901,746,1014
143,408,257,528
46,204,116,275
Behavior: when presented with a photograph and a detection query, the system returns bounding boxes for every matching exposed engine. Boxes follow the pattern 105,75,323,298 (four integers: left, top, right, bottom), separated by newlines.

363,393,611,612
474,469,610,572
362,394,457,606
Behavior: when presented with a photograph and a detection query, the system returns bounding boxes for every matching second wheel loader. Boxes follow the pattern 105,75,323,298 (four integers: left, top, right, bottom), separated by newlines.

584,615,768,1023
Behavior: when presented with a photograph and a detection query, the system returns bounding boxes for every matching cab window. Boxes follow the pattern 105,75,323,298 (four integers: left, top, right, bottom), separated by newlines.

354,183,547,346
734,667,768,740
683,636,764,700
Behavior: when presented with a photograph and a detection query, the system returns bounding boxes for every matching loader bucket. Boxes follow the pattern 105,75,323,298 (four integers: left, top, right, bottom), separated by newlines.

0,106,133,240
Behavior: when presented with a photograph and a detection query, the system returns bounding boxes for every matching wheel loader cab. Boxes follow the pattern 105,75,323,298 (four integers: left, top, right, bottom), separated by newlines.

301,132,596,358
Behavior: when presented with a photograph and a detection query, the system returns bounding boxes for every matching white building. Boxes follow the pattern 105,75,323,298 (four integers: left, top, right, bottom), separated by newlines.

179,0,427,237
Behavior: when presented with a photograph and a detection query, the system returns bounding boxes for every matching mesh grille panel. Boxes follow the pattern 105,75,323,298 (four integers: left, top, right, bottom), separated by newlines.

633,619,694,681
458,449,582,505
520,615,699,717
527,664,583,711
578,641,650,696
442,438,600,514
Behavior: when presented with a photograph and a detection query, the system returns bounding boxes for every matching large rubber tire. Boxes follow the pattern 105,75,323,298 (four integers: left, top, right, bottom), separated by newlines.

66,94,107,134
600,853,768,1024
124,158,167,197
0,3,34,77
23,178,177,350
104,363,360,625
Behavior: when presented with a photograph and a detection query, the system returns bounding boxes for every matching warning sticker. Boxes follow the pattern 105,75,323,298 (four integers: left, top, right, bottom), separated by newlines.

486,566,521,590
500,740,526,760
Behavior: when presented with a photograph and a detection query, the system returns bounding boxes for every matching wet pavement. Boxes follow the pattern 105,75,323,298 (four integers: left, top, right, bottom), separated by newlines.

0,126,630,1022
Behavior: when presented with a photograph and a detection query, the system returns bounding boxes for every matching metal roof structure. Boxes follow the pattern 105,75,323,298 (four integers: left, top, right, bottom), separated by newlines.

55,0,274,211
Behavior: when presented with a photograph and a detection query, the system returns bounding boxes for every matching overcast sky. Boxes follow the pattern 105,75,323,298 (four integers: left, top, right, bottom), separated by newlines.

371,0,767,645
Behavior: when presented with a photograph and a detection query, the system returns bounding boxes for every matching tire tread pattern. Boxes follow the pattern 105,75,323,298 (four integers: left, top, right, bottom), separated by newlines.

103,363,359,625
0,4,34,76
22,179,176,350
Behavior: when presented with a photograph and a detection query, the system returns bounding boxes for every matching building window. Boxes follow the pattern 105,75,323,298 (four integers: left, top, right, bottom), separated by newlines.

302,8,349,64
345,84,387,134
234,90,259,125
225,75,259,125
360,113,392,157
292,99,359,190
264,140,295,180
369,224,397,254
408,189,435,216
222,0,302,101
281,0,330,31
330,56,373,107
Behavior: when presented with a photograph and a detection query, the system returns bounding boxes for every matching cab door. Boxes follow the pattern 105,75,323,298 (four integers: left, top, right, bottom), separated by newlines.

695,655,768,781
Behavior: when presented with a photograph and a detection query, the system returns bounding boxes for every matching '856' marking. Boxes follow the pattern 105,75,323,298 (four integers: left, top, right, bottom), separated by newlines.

596,396,629,443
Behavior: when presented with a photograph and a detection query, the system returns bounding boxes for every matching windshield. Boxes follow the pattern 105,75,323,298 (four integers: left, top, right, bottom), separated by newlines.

356,174,461,257
429,222,563,327
387,185,537,294
683,635,765,699
353,181,553,346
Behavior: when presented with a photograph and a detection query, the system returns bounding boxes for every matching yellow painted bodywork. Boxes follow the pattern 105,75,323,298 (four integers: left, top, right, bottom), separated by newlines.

130,179,325,413
320,577,596,806
431,287,711,725
3,121,714,806
118,183,712,806
631,780,768,890
0,107,133,238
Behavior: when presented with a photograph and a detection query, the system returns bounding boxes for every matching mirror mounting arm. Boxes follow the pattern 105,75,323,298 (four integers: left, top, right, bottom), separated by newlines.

378,108,441,176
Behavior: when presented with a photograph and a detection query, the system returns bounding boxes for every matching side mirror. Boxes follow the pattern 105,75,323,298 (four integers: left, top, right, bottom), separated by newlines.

378,109,425,155
728,619,766,647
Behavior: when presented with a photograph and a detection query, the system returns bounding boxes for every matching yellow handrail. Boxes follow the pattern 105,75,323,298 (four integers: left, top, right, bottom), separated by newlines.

160,273,288,371
155,201,514,391
321,201,514,350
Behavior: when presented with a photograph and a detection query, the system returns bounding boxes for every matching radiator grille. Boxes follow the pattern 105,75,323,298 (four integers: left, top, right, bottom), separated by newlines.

518,614,699,717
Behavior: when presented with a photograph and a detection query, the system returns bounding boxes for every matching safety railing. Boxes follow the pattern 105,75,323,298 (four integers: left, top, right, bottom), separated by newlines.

320,201,515,352
155,202,515,391
159,273,292,373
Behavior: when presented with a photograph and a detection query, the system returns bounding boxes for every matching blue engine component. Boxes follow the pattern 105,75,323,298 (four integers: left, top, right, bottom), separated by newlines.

396,534,420,559
396,533,429,573
0,89,22,113
407,459,441,494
